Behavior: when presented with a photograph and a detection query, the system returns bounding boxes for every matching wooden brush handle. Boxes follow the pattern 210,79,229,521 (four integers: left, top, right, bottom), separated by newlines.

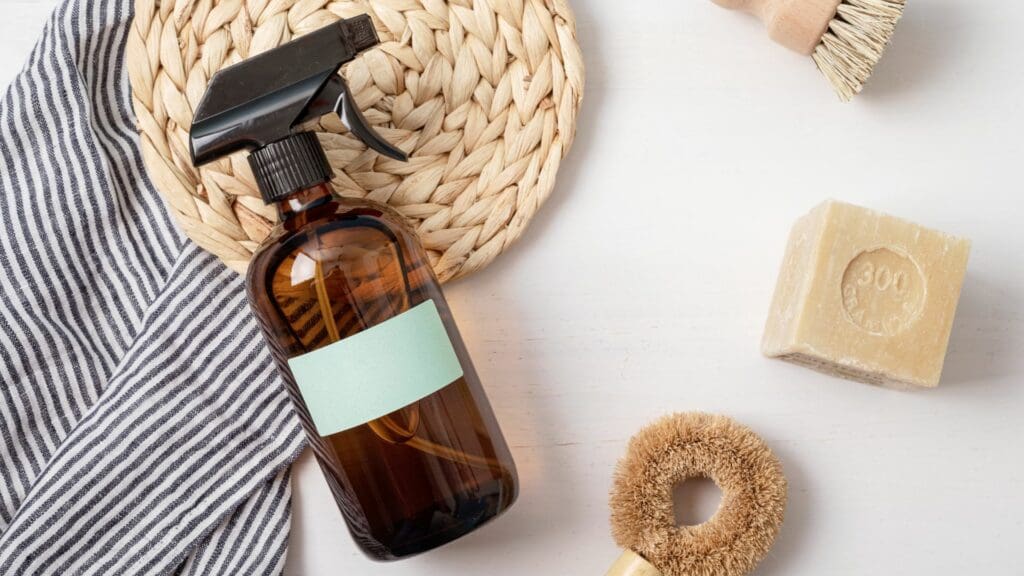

711,0,842,54
605,550,663,576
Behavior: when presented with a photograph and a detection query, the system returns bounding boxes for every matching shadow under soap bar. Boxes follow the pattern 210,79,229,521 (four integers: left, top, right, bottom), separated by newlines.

763,201,971,388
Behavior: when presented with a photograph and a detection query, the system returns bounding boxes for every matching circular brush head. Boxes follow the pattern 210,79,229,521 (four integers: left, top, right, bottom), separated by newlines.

609,413,787,576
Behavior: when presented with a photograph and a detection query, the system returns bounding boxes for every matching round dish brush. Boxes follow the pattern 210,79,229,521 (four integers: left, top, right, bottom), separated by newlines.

712,0,907,101
606,413,787,576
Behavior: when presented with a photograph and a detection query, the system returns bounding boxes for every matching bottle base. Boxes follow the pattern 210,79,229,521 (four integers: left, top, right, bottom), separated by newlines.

357,476,518,562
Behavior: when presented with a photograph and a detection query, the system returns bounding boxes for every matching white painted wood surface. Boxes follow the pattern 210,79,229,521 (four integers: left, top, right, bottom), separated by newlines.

3,1,1023,574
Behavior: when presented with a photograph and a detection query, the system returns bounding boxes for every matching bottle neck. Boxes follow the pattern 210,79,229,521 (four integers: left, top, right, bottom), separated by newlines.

249,132,335,205
275,182,335,228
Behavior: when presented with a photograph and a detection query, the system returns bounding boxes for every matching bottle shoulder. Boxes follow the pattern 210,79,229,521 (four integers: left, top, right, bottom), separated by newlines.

247,197,425,299
251,198,412,262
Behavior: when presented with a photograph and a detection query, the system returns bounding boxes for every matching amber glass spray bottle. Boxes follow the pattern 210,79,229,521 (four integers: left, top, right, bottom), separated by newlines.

189,16,517,561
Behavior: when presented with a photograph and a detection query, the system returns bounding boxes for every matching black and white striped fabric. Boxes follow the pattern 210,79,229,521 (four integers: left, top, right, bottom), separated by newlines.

0,0,305,574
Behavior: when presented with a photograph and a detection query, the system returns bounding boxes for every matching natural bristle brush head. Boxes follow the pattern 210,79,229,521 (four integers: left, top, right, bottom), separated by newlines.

606,413,787,576
812,0,906,100
711,0,907,101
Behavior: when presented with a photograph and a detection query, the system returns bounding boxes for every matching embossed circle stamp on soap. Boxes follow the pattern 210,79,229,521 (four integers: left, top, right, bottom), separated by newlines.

841,248,926,336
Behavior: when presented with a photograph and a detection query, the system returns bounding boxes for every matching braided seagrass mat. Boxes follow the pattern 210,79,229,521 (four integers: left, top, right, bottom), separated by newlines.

127,0,584,282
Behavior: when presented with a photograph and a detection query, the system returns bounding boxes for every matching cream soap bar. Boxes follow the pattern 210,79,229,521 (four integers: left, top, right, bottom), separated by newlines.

763,201,971,388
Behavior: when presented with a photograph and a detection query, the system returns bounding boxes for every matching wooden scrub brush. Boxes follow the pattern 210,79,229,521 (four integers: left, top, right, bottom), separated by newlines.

712,0,907,100
606,413,787,576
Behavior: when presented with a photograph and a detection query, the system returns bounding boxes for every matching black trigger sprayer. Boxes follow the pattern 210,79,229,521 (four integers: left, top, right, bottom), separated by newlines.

189,14,407,203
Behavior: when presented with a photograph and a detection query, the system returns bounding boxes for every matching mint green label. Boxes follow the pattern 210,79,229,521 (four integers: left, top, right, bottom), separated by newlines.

288,300,463,437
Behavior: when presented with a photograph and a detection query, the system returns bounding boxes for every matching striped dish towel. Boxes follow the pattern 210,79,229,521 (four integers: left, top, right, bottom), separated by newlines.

0,0,305,574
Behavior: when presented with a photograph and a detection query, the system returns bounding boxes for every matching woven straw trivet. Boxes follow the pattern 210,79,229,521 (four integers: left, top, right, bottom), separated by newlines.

127,0,585,282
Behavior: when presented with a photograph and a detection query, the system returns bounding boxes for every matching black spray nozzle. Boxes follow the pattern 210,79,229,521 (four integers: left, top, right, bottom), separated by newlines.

189,15,407,167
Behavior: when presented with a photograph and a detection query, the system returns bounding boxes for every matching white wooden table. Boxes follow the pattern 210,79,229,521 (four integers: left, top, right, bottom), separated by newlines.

4,1,1023,574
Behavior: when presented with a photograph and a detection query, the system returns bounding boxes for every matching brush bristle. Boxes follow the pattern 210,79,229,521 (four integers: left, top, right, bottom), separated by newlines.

609,413,787,576
812,0,906,101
